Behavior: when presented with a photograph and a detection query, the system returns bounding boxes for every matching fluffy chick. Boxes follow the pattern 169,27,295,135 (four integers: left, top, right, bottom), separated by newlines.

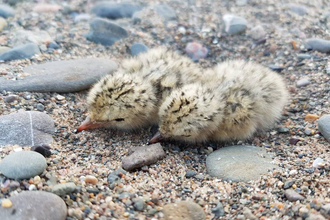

150,60,288,143
77,47,203,132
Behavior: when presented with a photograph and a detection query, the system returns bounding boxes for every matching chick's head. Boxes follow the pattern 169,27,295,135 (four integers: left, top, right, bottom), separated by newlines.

156,84,224,142
82,73,157,131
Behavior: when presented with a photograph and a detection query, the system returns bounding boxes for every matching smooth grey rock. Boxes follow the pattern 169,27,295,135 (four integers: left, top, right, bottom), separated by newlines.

133,198,145,211
91,1,142,19
122,143,166,171
223,14,248,35
0,111,54,147
0,43,40,61
11,30,52,47
289,4,308,15
0,4,14,18
86,17,128,46
212,202,225,218
131,43,148,56
0,58,117,92
296,78,310,87
318,114,330,142
236,0,248,6
268,64,284,73
4,95,18,103
0,151,47,179
163,201,206,220
132,10,143,24
297,53,312,60
0,191,67,220
206,145,277,182
306,38,330,53
285,189,305,201
283,180,294,189
185,170,197,178
51,182,77,196
153,4,176,21
249,25,266,40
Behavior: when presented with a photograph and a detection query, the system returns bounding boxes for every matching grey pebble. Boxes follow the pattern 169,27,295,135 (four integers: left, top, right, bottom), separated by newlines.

0,191,67,220
296,78,310,87
52,182,77,196
297,53,312,60
153,4,176,21
268,64,284,73
283,180,294,189
306,38,330,53
223,14,247,35
0,151,47,179
0,3,14,18
4,95,18,103
285,189,305,201
206,145,277,182
86,17,128,46
131,43,148,56
11,30,52,47
0,111,54,147
0,58,117,93
249,25,266,40
91,2,142,19
289,4,308,15
195,173,204,180
0,43,40,61
163,201,206,220
48,41,59,49
318,114,330,142
132,11,143,24
185,170,197,178
36,103,45,111
122,143,166,171
133,198,145,211
211,202,225,218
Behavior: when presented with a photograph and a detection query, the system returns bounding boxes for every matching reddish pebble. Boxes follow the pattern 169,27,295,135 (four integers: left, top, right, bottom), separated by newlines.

33,4,62,13
185,42,208,61
84,175,98,185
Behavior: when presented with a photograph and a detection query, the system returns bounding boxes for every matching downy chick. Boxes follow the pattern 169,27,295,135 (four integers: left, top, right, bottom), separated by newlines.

149,60,289,143
77,47,203,132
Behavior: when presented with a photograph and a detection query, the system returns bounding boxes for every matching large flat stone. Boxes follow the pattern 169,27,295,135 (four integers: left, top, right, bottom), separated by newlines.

206,145,277,182
0,111,54,147
0,191,67,220
0,58,117,92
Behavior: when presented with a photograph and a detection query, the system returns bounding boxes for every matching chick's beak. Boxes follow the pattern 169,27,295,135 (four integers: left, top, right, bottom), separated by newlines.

148,131,165,144
76,117,106,133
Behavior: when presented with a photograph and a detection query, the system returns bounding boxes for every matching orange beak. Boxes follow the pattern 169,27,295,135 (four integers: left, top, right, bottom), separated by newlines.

148,131,165,144
76,117,106,133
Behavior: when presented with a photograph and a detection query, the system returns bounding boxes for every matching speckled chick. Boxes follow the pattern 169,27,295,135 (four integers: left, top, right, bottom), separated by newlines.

77,47,203,132
150,60,289,143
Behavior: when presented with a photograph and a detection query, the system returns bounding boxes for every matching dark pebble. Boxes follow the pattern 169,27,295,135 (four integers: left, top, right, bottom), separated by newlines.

31,145,52,157
185,170,197,178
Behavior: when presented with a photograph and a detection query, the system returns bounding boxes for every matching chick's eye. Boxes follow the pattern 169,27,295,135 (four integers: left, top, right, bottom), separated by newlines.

114,118,125,122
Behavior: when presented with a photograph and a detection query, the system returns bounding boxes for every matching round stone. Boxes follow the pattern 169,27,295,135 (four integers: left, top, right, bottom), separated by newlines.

131,43,148,56
206,145,277,182
163,201,205,220
0,151,47,179
0,191,67,220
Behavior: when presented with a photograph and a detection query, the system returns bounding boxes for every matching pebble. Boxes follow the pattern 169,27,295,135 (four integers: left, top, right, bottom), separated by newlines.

0,4,14,18
285,189,305,201
289,4,308,15
236,0,247,6
84,175,98,185
185,170,197,178
107,168,127,187
318,114,330,142
122,143,166,171
306,38,330,53
0,17,7,31
211,202,225,218
243,207,256,219
52,182,77,196
85,17,128,46
249,25,266,40
305,114,319,123
206,145,277,182
4,95,18,103
133,198,145,211
268,64,284,73
163,201,206,220
289,138,300,145
91,2,142,19
56,95,65,101
321,204,330,217
223,14,248,35
0,111,54,147
297,53,312,60
48,41,59,49
312,158,324,168
36,103,45,111
0,43,40,61
284,180,294,189
296,78,310,87
33,3,62,13
0,58,117,92
1,199,12,208
153,4,176,21
131,43,148,56
132,11,143,24
11,30,52,47
185,42,208,61
0,191,67,220
74,13,91,23
0,151,47,179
